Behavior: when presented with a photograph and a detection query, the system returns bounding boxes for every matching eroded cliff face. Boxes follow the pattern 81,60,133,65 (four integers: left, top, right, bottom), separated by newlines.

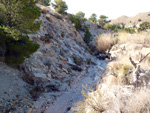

21,4,93,89
0,4,107,112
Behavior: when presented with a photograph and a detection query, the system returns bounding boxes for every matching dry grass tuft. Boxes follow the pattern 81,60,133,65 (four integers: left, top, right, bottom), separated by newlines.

73,85,150,113
117,32,150,46
96,33,118,52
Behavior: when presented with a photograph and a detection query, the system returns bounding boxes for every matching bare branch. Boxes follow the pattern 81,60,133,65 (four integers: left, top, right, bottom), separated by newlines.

129,57,137,68
139,52,142,62
139,52,150,63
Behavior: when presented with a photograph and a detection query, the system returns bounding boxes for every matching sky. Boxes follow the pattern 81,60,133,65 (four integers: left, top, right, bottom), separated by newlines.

51,0,150,19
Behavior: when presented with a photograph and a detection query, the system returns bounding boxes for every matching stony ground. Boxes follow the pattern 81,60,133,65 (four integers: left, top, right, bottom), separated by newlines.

31,60,109,113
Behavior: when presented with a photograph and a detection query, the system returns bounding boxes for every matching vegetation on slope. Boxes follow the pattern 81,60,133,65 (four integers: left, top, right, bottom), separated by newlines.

73,32,150,113
69,14,82,30
0,0,41,67
104,23,135,33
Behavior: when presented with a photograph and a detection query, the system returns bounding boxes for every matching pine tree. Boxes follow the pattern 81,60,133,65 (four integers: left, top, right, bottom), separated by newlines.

76,11,85,20
0,0,41,67
98,15,108,27
88,13,97,23
52,0,68,14
69,14,82,30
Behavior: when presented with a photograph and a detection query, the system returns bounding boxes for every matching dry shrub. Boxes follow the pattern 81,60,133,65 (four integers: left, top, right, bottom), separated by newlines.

46,14,51,22
116,32,129,44
53,13,63,20
73,84,150,113
39,5,49,14
106,58,133,85
116,32,150,46
41,8,48,14
122,48,150,70
96,33,118,52
73,32,150,113
73,33,150,112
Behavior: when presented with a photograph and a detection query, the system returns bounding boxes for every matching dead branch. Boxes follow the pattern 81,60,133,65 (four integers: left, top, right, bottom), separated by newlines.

129,57,137,68
129,52,150,87
139,52,150,63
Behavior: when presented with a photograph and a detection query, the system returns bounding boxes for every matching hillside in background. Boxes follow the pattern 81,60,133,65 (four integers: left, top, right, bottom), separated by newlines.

110,12,150,27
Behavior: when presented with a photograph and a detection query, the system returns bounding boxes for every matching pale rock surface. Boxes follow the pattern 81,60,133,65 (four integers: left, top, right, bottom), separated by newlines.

0,4,109,113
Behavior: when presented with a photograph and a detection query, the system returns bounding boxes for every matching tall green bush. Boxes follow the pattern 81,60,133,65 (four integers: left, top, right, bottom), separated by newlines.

0,0,41,67
98,15,109,27
83,25,92,44
69,14,82,30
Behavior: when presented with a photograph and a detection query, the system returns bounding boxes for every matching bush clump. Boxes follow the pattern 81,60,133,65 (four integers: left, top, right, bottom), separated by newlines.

0,0,41,67
88,13,97,23
69,14,82,30
83,25,92,44
87,59,91,65
104,24,135,34
138,18,142,22
73,56,81,66
76,11,86,21
104,24,121,32
138,21,150,32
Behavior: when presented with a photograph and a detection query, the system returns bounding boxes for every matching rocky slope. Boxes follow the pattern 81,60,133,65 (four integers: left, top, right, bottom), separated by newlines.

0,4,107,112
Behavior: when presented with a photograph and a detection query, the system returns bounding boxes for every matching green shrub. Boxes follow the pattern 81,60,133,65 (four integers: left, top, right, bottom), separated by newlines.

76,11,86,21
2,34,40,67
83,26,92,44
122,28,135,34
73,56,81,66
104,24,135,34
104,24,121,32
88,13,97,23
0,0,41,67
138,18,142,22
98,15,109,27
69,14,82,30
138,21,150,32
87,59,91,65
